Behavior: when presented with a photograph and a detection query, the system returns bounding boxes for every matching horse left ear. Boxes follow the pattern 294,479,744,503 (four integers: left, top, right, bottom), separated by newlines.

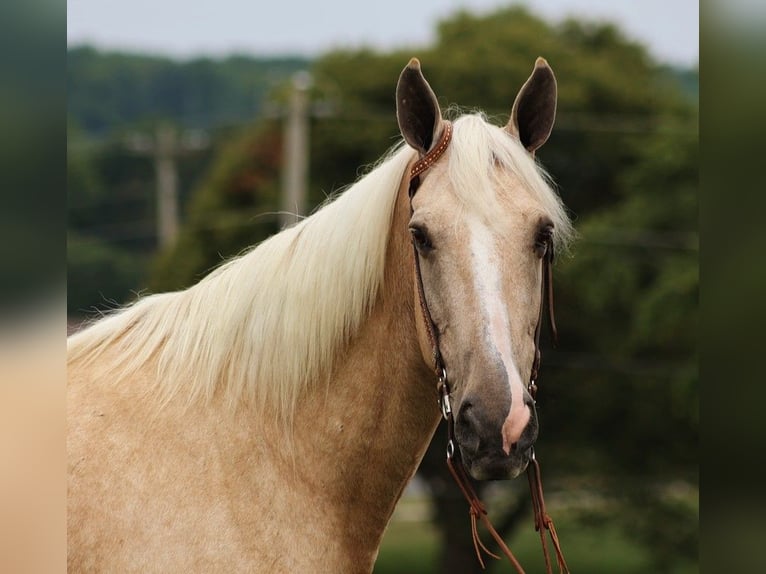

506,57,557,154
396,58,445,156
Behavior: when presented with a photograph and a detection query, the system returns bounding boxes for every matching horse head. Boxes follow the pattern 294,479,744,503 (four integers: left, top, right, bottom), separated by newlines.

397,58,565,480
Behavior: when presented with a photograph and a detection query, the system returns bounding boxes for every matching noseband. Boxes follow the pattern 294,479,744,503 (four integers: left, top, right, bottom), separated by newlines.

408,122,570,574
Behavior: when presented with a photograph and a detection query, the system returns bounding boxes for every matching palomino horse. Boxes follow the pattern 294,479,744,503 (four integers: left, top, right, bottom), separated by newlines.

68,57,573,572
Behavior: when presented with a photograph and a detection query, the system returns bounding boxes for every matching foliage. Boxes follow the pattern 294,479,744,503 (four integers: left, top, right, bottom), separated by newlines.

543,113,698,572
67,46,310,134
67,232,147,316
67,49,308,315
149,122,283,291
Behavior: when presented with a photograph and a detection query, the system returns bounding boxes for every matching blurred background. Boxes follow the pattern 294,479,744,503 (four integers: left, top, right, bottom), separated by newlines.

65,1,698,572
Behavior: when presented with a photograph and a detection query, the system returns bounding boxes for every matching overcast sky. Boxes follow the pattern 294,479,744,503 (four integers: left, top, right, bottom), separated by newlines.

67,0,698,67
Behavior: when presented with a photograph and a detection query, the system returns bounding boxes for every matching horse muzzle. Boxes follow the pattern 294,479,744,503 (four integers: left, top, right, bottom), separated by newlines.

454,397,539,480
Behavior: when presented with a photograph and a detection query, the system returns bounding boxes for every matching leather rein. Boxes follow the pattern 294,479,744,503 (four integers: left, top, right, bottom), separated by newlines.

407,121,570,574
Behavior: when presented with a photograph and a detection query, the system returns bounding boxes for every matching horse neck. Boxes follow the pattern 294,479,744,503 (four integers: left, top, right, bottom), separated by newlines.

286,175,441,564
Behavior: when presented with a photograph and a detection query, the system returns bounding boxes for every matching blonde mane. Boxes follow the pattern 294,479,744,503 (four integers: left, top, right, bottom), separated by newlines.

68,113,572,419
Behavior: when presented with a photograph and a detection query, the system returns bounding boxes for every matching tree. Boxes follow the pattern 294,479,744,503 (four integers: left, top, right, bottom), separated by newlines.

67,47,310,134
149,122,283,291
548,114,698,571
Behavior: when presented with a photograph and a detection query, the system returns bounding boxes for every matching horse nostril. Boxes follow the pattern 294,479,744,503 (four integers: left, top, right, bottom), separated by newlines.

457,400,479,432
510,411,537,454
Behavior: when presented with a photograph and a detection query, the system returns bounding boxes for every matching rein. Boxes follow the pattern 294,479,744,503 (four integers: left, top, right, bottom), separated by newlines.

407,121,570,574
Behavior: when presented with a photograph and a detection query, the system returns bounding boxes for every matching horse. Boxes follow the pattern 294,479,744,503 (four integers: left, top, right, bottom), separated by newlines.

67,57,573,573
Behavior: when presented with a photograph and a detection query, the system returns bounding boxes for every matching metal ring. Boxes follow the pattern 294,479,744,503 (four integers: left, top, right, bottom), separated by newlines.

446,439,455,459
438,366,447,384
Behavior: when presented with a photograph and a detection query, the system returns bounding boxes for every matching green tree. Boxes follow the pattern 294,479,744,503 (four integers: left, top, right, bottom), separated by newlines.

547,114,698,571
67,46,310,134
66,48,313,317
67,121,149,315
149,122,283,291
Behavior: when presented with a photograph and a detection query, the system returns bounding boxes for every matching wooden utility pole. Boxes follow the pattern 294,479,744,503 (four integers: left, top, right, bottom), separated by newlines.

280,72,312,228
126,125,208,249
155,125,180,248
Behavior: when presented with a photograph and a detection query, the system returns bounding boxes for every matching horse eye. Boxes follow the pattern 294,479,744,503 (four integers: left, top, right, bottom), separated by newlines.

534,226,553,258
409,226,433,252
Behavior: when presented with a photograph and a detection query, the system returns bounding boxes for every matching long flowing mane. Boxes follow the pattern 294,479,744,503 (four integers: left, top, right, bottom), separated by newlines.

67,113,572,419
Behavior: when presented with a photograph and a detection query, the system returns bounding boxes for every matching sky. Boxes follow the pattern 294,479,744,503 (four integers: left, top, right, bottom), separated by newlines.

67,0,698,67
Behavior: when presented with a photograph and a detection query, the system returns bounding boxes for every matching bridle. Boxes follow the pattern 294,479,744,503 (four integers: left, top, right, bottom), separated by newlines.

407,121,570,574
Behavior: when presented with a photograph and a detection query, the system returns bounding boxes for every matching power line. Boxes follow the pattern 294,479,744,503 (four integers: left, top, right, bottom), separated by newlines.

579,230,698,251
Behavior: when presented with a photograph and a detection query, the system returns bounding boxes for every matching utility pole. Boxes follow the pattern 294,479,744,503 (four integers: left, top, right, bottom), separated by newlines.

155,125,179,248
280,72,312,228
126,125,209,249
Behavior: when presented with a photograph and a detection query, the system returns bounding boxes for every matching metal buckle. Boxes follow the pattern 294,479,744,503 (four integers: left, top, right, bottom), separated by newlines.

446,439,455,459
440,393,452,420
437,367,451,420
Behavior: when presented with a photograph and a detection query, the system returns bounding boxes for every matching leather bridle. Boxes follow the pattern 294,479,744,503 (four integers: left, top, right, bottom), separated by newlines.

407,121,570,574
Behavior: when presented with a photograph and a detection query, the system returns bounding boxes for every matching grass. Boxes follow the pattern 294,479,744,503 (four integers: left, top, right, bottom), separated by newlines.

373,520,440,574
373,495,697,574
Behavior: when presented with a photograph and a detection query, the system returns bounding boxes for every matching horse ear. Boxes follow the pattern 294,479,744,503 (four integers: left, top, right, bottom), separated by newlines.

396,58,444,156
506,57,557,154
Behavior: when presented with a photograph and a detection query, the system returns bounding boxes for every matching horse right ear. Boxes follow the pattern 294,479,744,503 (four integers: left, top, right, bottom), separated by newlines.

396,58,445,156
506,57,557,154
